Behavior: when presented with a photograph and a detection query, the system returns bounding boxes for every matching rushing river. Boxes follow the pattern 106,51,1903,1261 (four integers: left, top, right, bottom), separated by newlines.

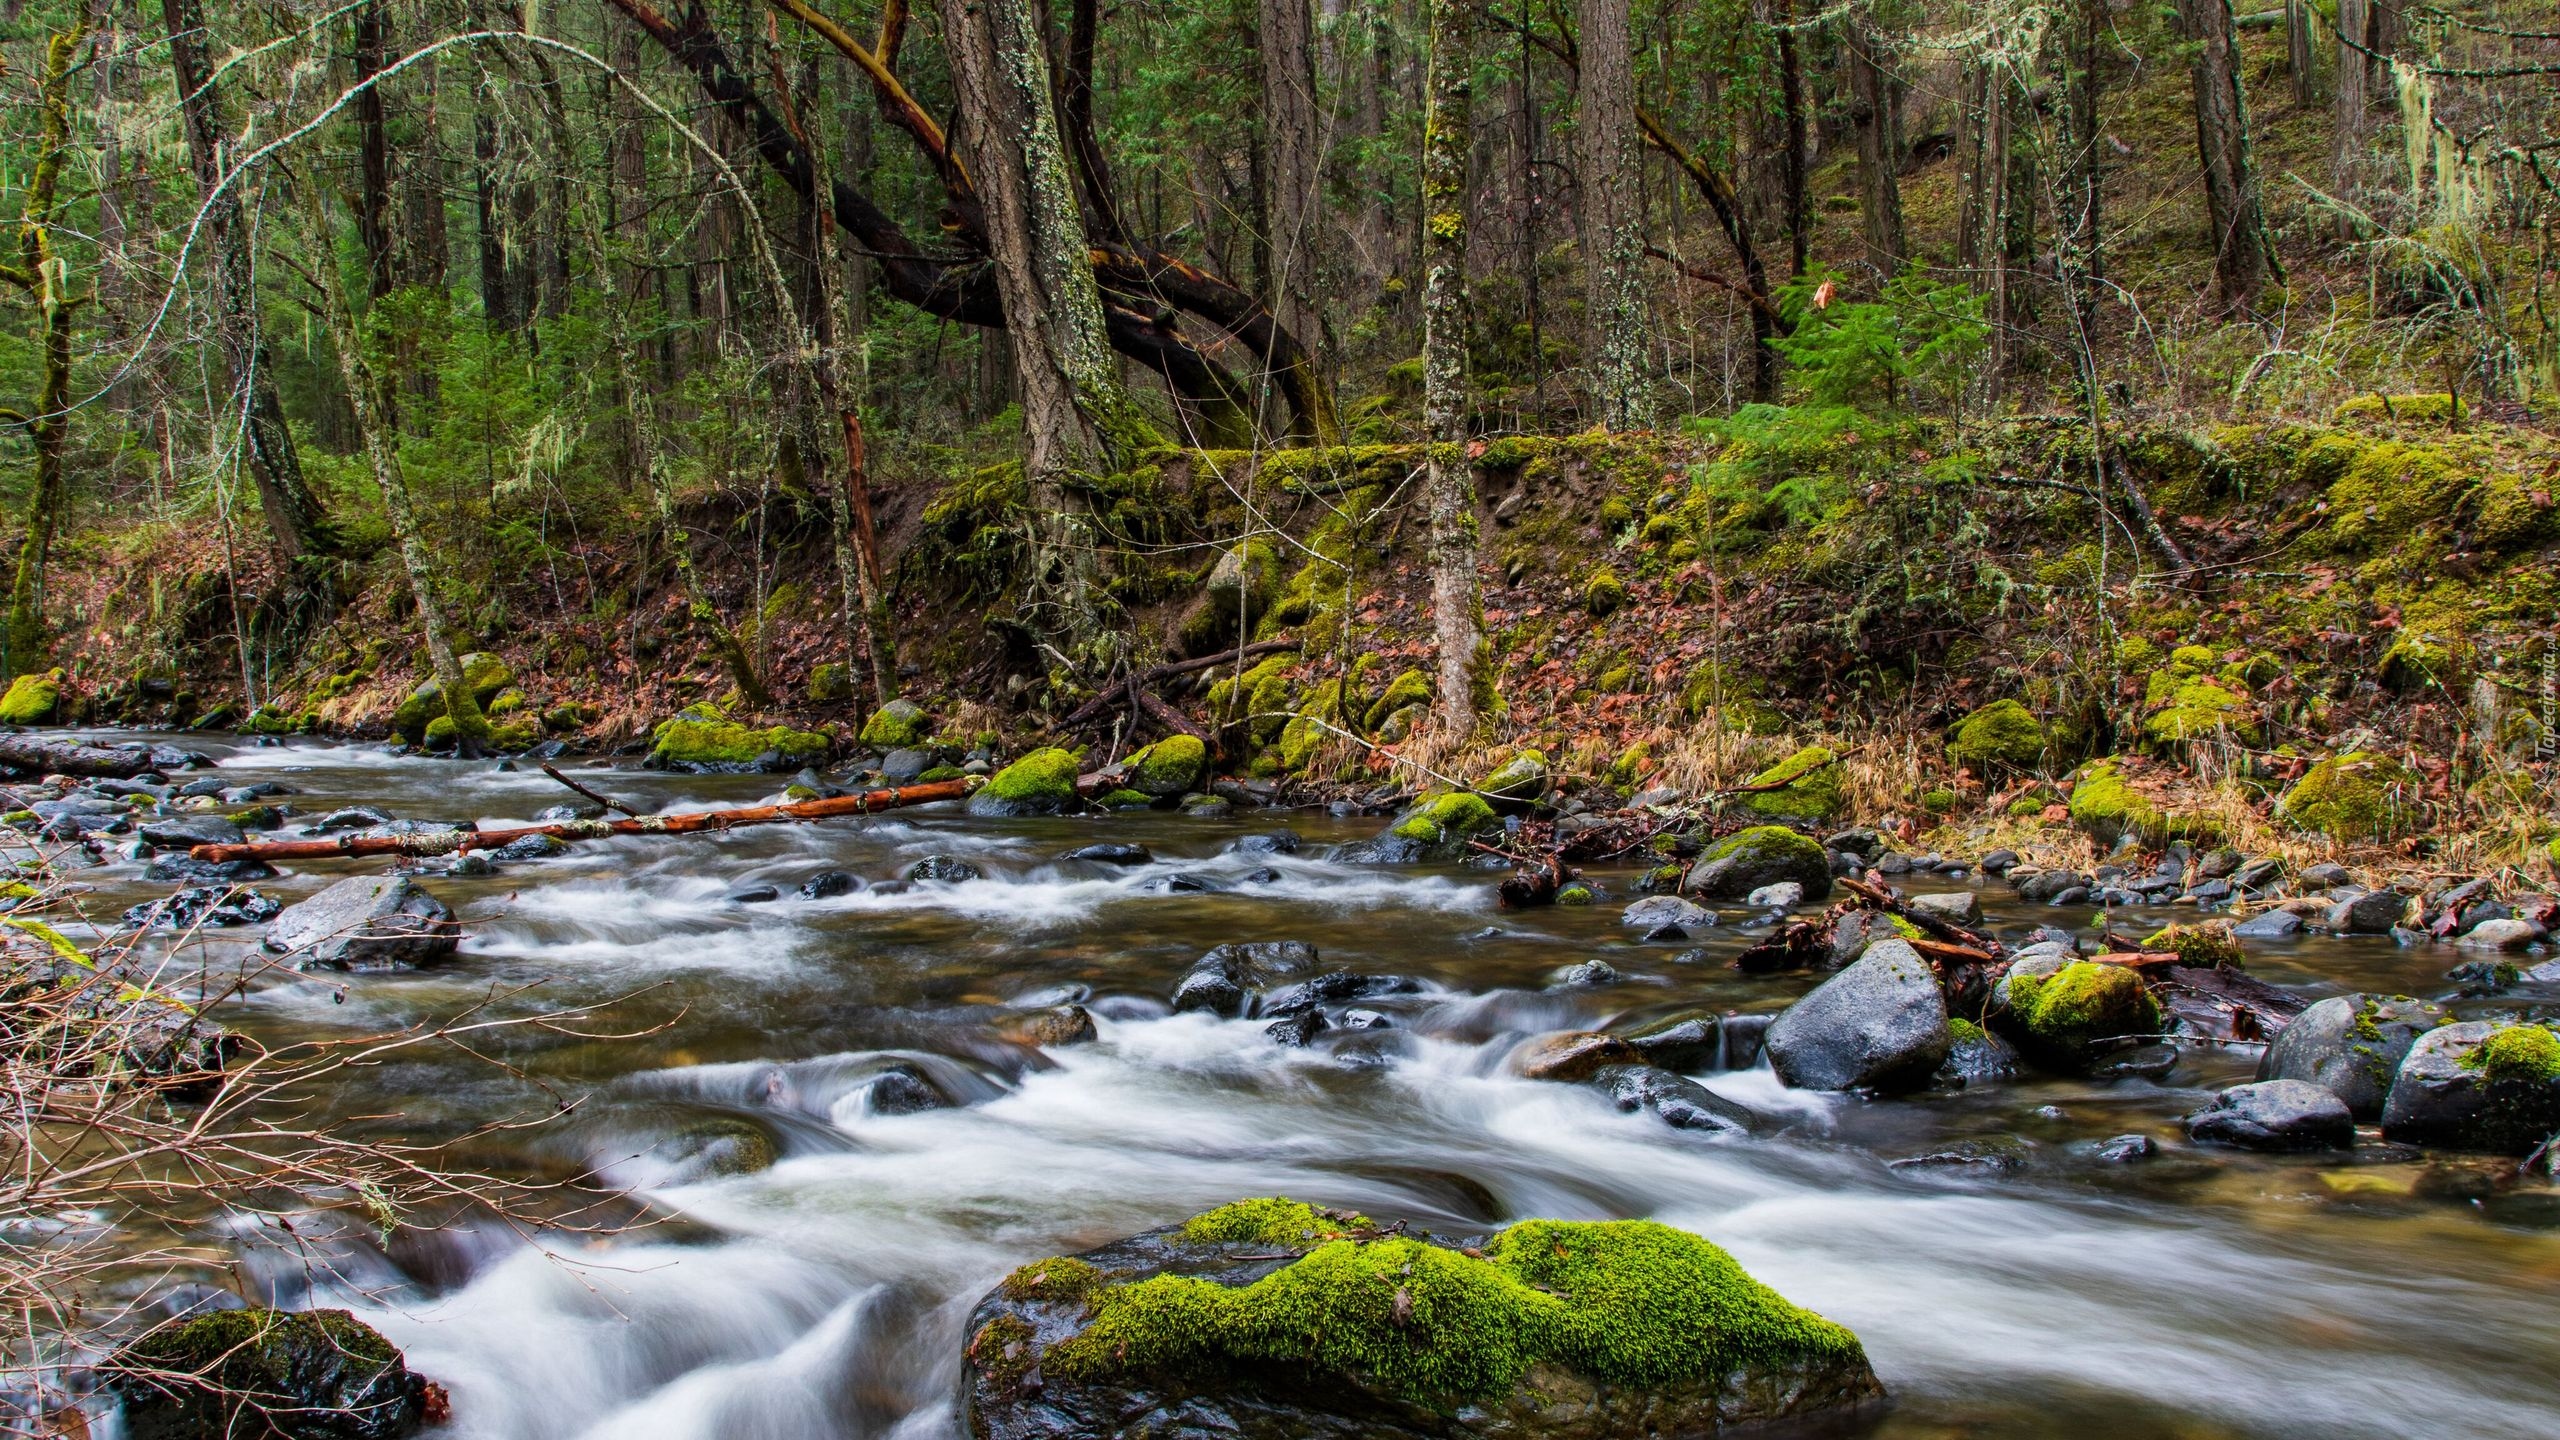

67,737,2560,1440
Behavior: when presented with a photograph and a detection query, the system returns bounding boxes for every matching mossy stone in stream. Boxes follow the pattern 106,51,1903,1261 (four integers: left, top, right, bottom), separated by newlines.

2142,677,2257,748
0,670,61,725
1739,745,1842,822
646,714,829,773
2141,921,2246,970
390,652,512,744
1387,791,1499,855
1125,735,1208,797
861,698,930,748
1683,826,1831,902
2003,961,2162,1067
1948,699,2045,771
2275,751,2421,841
970,747,1083,816
108,1307,430,1440
965,1205,1880,1440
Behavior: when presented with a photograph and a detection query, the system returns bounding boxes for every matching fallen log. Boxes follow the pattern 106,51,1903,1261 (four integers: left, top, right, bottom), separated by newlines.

1838,875,2004,956
191,774,1021,864
2155,962,2306,1044
0,735,154,780
1062,638,1299,727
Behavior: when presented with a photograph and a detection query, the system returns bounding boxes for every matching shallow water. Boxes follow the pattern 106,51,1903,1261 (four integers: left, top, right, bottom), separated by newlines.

66,736,2560,1440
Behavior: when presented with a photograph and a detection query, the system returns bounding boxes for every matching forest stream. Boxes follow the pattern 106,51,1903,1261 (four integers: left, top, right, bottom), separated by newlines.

62,736,2560,1440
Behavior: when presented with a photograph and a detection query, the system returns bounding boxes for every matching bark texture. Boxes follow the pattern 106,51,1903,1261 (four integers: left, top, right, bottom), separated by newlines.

2,23,88,677
2176,0,2283,313
1846,23,1907,280
1260,0,1325,379
1575,0,1651,429
1422,0,1482,732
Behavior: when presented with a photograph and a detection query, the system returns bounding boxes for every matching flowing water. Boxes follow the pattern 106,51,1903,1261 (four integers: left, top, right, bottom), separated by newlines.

66,737,2560,1440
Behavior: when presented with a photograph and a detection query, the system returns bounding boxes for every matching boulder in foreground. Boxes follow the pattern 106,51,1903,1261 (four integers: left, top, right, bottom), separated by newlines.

264,875,458,971
961,1198,1881,1440
108,1307,432,1440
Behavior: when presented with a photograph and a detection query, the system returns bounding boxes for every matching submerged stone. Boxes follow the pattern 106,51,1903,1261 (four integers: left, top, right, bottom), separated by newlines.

108,1307,432,1440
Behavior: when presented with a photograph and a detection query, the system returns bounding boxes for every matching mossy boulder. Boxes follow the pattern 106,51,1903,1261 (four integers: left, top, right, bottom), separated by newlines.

646,714,830,773
1948,699,2045,771
807,662,855,704
1582,565,1628,617
861,697,931,748
1125,735,1208,798
389,652,513,744
1738,745,1844,823
2001,961,2163,1069
0,669,62,726
1364,668,1431,731
1376,791,1500,860
2380,1021,2560,1154
2066,758,2216,848
2275,751,2421,841
960,1201,1881,1440
2142,921,2245,970
1476,749,1549,811
107,1307,431,1440
2142,677,2256,748
970,747,1084,816
1684,825,1832,902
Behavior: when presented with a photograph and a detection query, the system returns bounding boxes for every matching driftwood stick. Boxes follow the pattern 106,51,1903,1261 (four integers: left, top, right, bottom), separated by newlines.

1839,874,2003,956
190,774,1030,864
0,735,155,779
1061,638,1299,727
538,762,640,817
1131,689,1214,746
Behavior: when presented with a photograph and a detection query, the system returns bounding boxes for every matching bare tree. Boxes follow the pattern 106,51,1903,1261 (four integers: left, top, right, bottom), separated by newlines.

1423,0,1484,733
0,19,89,678
1576,0,1651,428
2176,0,2284,312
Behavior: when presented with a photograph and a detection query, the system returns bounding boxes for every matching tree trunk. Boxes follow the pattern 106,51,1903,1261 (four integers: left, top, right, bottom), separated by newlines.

353,0,396,302
2,22,87,679
2331,0,2368,233
162,0,335,563
2057,0,2107,378
935,0,1155,651
1422,0,1482,733
2176,0,2283,314
1575,0,1650,429
1774,0,1810,278
291,181,488,756
2285,0,2316,107
1845,22,1906,281
1260,0,1326,417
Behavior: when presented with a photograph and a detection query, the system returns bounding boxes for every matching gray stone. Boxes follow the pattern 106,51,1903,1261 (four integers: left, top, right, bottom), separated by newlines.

1589,1064,1761,1134
2232,857,2285,891
1744,881,1805,909
2328,889,2410,934
2188,1079,2354,1151
1621,895,1714,931
2381,1021,2560,1154
799,870,861,899
1764,939,1952,1092
2458,918,2539,951
2300,861,2351,887
906,854,981,883
1907,890,1982,926
263,875,458,971
2233,909,2303,939
1547,959,1620,990
2016,869,2088,902
1829,910,1907,966
1980,849,2020,875
1062,842,1152,865
1823,827,1885,860
880,747,934,783
2256,994,2450,1122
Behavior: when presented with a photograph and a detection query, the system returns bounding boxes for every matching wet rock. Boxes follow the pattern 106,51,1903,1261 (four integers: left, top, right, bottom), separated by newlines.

1823,827,1885,861
2188,1080,2355,1151
1829,910,1908,967
1621,1016,1722,1072
958,1203,1883,1440
1980,849,2020,875
968,748,1083,817
1935,1021,2021,1086
1683,826,1833,902
800,870,862,900
1907,890,1982,927
2444,958,2520,996
2015,869,2089,902
1887,1139,2029,1174
2233,909,2304,939
648,1117,778,1178
2382,1022,2560,1153
908,855,982,883
2093,1134,2158,1163
1516,1031,1641,1082
867,1066,953,1115
122,887,282,930
1259,971,1418,1017
532,804,583,823
1589,1064,1759,1134
2299,861,2351,887
1264,1010,1330,1047
2459,918,2539,951
1721,1013,1775,1070
2328,889,2411,934
107,1307,432,1440
1062,842,1152,865
1745,881,1805,909
306,806,398,835
1170,942,1317,1018
1139,871,1221,894
997,1004,1099,1048
2257,994,2448,1120
881,747,935,783
723,884,781,904
1545,959,1619,990
487,832,570,862
1764,939,1952,1093
1337,1008,1395,1031
1997,960,2163,1072
1226,831,1302,857
1620,895,1714,932
263,875,458,971
1180,793,1234,818
1236,865,1285,886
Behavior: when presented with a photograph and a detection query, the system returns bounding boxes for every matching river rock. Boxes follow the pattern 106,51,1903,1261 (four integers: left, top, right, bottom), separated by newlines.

2015,869,2089,902
263,875,458,971
107,1307,432,1440
2232,909,2304,939
908,854,982,883
1907,890,1982,927
957,1201,1882,1440
1265,1010,1330,1046
800,870,862,899
122,886,282,931
1515,1030,1639,1082
1996,959,2162,1071
137,813,245,849
1588,1064,1760,1134
2380,1022,2560,1154
1227,831,1302,857
1546,959,1620,990
1829,910,1906,966
1620,895,1715,933
145,854,278,885
1685,826,1833,902
1258,970,1418,1017
996,1004,1098,1048
1062,842,1152,865
867,1065,953,1115
2329,889,2411,934
2458,918,2539,951
1935,1021,2021,1086
1744,881,1805,909
2256,993,2447,1120
1169,942,1318,1018
2188,1080,2355,1151
1763,939,1951,1092
881,747,935,783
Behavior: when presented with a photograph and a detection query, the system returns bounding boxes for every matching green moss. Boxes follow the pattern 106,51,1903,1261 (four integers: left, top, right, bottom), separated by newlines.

1391,791,1499,844
1047,1213,1865,1406
980,747,1083,805
1363,669,1431,732
1920,787,1957,813
2141,921,2245,969
0,671,61,725
2332,392,2461,424
1741,744,1844,822
1948,699,2046,770
1097,787,1155,808
860,698,930,748
2472,1025,2560,1083
648,716,830,770
2377,633,2463,693
972,1314,1041,1391
1947,1017,1987,1045
1478,749,1548,803
1123,735,1208,797
1583,566,1628,617
1182,1197,1372,1247
1606,742,1652,791
807,662,854,704
2143,677,2257,747
2276,751,2421,841
2068,758,2215,846
2007,961,2162,1051
1554,882,1596,905
1001,1255,1105,1304
390,652,512,743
